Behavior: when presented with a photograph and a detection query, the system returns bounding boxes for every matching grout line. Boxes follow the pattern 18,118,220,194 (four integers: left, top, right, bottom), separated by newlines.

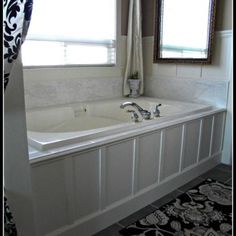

116,222,125,228
177,189,185,193
215,166,232,173
224,178,232,184
150,204,159,209
197,176,205,180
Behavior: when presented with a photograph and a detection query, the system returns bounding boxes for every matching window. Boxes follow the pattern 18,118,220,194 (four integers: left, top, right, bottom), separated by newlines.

22,0,116,66
160,0,210,58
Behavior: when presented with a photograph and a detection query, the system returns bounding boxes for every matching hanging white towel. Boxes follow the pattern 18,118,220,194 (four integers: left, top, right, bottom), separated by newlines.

123,0,144,96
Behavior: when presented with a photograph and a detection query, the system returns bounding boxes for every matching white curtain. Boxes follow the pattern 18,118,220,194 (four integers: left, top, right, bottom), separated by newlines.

123,0,144,96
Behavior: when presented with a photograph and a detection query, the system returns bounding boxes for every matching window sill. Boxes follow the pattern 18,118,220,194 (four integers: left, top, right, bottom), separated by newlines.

23,63,116,69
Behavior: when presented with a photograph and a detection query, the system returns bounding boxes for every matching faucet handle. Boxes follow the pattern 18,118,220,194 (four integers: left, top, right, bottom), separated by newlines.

127,110,139,122
153,104,162,117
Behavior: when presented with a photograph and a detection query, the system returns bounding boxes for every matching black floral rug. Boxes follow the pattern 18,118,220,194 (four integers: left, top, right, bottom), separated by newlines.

119,178,232,236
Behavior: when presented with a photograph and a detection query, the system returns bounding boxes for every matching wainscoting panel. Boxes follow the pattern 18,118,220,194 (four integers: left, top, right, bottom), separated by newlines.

30,110,226,236
104,139,134,206
201,31,232,80
199,116,213,161
136,132,161,192
211,112,225,156
73,149,100,219
31,159,70,235
181,120,201,170
160,125,182,181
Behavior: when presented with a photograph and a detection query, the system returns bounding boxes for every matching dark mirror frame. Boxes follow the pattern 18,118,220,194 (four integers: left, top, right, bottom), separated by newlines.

153,0,217,64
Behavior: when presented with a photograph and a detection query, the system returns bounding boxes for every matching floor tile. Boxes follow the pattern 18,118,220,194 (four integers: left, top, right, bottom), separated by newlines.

225,178,232,186
178,177,205,192
215,163,232,172
151,190,182,208
118,205,156,227
92,223,123,236
199,167,232,183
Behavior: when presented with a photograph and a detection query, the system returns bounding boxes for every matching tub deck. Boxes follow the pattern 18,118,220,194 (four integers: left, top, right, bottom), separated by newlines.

26,97,221,158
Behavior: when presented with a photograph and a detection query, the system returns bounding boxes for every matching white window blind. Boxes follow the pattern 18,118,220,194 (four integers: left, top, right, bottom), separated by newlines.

161,0,210,58
22,0,116,66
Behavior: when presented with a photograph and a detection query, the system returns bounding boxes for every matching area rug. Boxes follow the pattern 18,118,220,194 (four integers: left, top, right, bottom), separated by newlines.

119,178,232,236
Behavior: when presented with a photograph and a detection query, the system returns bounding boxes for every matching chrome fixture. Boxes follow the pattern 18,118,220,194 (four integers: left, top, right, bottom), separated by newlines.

120,102,151,120
153,104,162,117
127,110,139,122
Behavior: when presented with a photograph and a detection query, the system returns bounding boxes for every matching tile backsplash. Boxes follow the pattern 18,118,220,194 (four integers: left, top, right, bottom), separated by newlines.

23,31,232,110
23,75,123,110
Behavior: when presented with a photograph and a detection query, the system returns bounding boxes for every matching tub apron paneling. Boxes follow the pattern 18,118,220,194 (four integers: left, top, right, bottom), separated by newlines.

104,139,134,206
160,125,182,181
199,116,213,161
181,120,201,170
31,158,71,235
211,112,225,155
30,111,226,236
136,132,161,192
72,150,100,219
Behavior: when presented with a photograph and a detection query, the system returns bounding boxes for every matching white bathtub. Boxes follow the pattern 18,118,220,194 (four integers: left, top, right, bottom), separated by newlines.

28,97,226,236
26,97,213,151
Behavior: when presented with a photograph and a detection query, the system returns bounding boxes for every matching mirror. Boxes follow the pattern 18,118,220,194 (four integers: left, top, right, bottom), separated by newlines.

153,0,216,64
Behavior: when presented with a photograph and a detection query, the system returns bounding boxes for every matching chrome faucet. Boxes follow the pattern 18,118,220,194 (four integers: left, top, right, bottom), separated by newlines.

127,110,139,122
153,104,162,117
120,102,151,120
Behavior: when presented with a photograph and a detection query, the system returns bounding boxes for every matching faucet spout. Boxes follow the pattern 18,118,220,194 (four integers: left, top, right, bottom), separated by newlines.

120,102,143,112
120,101,151,120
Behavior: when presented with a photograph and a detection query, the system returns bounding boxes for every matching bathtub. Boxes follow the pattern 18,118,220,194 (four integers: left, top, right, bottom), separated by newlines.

26,97,213,152
28,97,226,236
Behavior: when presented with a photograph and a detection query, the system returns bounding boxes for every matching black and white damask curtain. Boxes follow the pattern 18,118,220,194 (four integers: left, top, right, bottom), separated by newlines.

3,0,33,235
4,0,33,90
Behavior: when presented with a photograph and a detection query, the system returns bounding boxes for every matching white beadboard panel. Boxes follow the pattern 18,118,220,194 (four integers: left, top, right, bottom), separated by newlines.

137,132,161,192
160,125,182,181
152,64,177,77
104,139,134,206
202,31,232,80
176,64,202,79
31,159,70,235
73,150,100,219
199,116,213,161
211,112,225,155
181,120,201,170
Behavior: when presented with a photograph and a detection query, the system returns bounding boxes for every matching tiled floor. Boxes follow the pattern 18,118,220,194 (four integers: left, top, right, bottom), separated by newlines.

93,163,232,236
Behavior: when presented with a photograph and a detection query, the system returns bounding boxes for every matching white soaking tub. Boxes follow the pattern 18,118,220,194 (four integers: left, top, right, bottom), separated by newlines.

26,97,213,152
28,97,226,236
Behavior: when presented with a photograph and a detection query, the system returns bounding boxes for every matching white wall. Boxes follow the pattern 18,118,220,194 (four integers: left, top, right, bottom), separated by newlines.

4,55,37,236
221,59,233,165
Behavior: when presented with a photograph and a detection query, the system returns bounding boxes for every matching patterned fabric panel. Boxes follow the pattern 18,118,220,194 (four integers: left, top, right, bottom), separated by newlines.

3,0,33,90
